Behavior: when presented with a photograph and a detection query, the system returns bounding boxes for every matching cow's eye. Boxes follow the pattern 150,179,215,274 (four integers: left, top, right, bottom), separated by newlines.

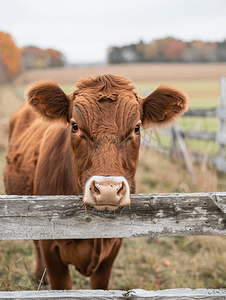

72,123,78,132
134,124,140,133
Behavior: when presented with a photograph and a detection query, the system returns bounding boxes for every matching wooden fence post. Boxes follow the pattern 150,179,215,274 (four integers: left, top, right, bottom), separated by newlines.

172,124,197,186
219,77,226,159
169,125,177,160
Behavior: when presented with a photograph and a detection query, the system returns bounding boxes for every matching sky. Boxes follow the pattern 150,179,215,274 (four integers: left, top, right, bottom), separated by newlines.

1,0,226,64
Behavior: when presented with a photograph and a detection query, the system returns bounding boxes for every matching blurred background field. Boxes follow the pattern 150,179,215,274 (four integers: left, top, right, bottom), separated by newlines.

1,64,226,290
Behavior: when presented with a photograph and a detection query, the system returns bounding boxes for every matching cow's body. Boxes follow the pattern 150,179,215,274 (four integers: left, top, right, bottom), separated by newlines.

4,74,188,290
4,102,122,289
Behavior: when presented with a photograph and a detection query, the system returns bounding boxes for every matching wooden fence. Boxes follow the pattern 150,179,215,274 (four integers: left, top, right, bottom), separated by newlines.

1,193,226,299
142,77,226,175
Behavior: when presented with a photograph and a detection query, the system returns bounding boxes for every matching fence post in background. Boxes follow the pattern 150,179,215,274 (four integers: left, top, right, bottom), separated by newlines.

215,77,226,174
170,126,177,160
141,87,152,148
219,77,226,159
172,124,197,187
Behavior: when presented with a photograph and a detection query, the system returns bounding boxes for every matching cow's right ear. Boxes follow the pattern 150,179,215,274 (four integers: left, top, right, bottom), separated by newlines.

25,81,71,122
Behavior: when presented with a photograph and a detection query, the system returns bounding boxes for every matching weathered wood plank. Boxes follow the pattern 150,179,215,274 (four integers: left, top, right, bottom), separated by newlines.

183,108,216,117
1,288,226,299
1,193,226,240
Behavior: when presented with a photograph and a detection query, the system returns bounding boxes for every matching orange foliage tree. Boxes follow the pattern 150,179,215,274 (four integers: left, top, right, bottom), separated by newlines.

0,32,21,79
45,48,64,67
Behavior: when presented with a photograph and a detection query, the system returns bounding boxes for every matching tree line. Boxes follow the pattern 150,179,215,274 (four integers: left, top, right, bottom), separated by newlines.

0,31,65,82
108,37,226,64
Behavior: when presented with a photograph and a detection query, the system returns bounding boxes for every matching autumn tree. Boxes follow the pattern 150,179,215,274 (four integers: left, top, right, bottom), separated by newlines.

45,49,65,67
0,32,21,81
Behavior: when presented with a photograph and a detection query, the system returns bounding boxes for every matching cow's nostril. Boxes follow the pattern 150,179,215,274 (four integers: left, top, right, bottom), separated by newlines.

91,180,101,195
117,181,126,197
94,186,100,194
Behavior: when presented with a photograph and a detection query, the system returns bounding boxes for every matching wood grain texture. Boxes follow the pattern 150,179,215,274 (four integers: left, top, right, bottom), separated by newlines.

1,288,226,299
1,193,226,240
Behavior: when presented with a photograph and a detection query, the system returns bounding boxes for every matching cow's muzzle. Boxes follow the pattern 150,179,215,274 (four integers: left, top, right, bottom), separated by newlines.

83,176,130,211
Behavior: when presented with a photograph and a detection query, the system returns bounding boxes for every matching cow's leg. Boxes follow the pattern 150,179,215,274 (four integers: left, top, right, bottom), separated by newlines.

90,238,122,289
33,240,48,286
40,240,72,290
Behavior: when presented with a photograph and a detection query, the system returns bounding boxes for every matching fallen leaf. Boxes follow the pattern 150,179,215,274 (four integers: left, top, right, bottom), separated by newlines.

163,259,171,266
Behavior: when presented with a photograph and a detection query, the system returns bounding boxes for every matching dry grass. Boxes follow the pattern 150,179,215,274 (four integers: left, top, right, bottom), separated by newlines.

136,147,226,194
2,236,226,291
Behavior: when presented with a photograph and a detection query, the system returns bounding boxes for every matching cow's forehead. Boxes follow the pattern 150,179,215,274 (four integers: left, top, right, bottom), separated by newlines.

72,91,140,135
73,90,139,115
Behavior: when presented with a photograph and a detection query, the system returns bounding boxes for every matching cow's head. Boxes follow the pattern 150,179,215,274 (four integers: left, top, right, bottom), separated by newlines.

26,75,188,210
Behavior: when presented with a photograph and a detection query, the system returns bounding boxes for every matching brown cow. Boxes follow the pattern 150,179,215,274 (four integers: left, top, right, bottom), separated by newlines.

4,74,188,290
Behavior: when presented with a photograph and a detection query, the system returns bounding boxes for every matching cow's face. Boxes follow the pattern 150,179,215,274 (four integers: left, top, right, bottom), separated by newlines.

26,75,188,211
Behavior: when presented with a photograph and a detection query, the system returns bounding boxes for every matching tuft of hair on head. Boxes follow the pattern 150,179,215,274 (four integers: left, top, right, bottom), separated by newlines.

76,74,135,95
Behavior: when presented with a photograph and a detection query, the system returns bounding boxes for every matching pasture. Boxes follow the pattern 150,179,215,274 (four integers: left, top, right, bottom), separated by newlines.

1,63,226,291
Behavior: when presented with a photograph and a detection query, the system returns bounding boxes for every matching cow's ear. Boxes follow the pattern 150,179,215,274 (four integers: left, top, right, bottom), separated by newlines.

141,85,188,127
25,81,70,122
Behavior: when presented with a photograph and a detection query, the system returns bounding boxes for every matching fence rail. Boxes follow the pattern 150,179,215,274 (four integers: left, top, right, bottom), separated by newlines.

1,288,226,299
183,107,217,117
1,193,226,240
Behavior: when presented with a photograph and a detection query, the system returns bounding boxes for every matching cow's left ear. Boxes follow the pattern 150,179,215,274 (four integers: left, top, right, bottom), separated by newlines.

140,85,188,127
26,81,71,122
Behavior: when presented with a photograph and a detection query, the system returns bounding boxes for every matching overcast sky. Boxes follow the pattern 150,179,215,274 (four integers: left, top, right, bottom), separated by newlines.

1,0,226,64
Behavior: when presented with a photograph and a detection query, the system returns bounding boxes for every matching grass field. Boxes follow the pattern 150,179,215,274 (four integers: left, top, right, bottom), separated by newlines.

1,64,226,291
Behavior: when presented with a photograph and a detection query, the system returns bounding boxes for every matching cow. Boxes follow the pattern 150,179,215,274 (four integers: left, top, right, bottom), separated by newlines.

4,74,188,290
